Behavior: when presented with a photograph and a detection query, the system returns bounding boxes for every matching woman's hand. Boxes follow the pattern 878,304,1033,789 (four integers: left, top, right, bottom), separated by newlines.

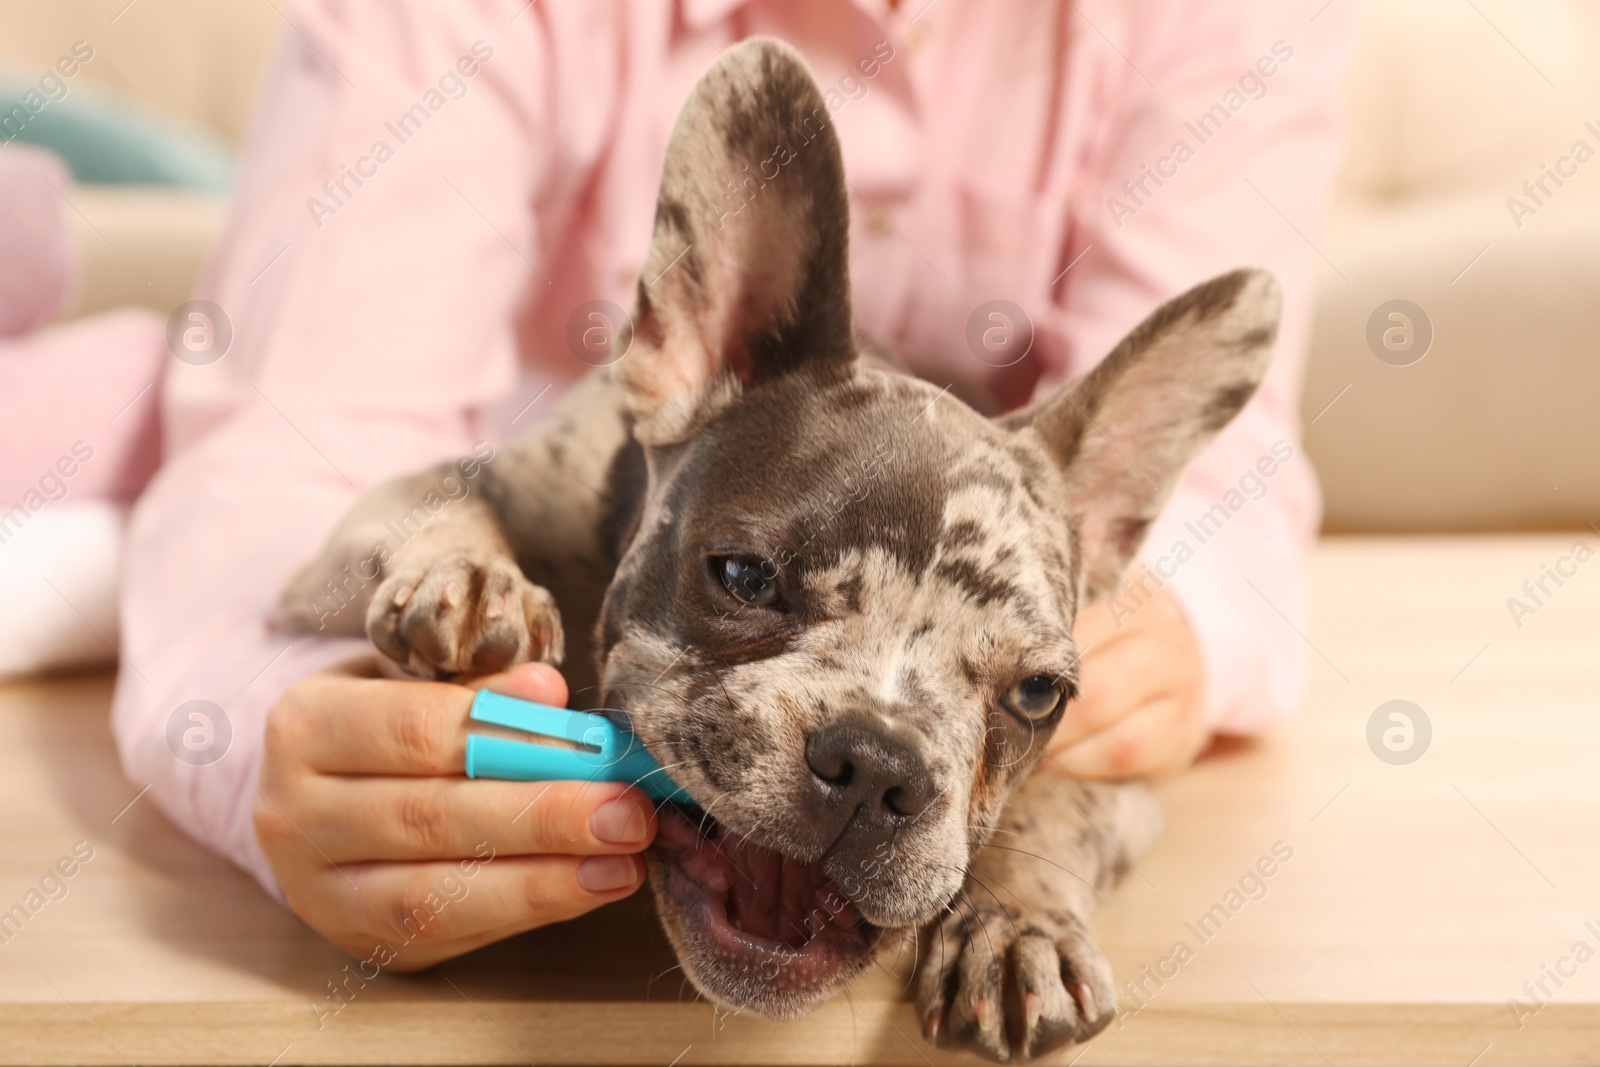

1048,587,1208,779
254,659,655,970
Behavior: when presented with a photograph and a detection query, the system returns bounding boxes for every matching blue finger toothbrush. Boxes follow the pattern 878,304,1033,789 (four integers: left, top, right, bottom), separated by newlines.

464,690,693,804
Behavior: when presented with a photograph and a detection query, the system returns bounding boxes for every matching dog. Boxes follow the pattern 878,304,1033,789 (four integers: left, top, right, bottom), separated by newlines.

277,37,1281,1062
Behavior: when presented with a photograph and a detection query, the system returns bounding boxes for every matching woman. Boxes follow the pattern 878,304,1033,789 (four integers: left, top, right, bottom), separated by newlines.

113,0,1350,966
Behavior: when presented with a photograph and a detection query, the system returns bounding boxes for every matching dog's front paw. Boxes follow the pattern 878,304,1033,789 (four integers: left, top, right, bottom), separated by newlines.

916,898,1115,1062
365,555,564,677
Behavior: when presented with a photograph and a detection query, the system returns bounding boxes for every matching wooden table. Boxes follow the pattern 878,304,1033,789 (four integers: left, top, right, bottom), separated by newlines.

3,536,1597,1065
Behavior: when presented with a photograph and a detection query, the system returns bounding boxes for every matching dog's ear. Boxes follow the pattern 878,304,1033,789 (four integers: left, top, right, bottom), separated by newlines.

616,37,854,446
1003,269,1282,602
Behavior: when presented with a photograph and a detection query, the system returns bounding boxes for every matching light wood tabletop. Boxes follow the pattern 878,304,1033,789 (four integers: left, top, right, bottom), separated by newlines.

2,535,1597,1065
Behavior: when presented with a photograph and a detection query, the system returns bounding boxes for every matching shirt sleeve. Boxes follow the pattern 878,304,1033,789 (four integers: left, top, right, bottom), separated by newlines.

110,0,552,895
1045,0,1354,733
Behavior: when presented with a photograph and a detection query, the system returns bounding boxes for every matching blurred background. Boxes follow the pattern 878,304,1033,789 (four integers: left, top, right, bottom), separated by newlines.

1,0,1596,672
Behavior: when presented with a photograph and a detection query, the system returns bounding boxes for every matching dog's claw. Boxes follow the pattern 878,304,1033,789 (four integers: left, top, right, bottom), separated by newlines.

976,995,996,1033
916,898,1114,1062
1070,979,1096,1025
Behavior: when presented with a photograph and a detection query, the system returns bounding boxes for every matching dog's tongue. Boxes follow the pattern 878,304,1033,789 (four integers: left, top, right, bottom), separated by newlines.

659,809,855,949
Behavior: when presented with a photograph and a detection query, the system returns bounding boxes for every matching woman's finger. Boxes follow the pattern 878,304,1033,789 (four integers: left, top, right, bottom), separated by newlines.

288,662,569,775
295,776,657,863
1072,585,1188,651
318,852,646,963
1052,637,1164,749
1050,693,1202,779
1071,600,1134,650
468,661,570,705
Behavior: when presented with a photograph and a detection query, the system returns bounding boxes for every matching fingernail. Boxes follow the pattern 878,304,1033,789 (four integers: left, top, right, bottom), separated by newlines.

501,662,543,685
590,797,650,845
578,854,640,894
517,661,566,694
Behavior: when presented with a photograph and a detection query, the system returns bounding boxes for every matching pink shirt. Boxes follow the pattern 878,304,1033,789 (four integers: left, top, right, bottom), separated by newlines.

112,0,1351,894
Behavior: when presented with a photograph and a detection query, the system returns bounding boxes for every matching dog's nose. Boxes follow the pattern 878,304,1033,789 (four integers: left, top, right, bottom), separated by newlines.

804,714,933,840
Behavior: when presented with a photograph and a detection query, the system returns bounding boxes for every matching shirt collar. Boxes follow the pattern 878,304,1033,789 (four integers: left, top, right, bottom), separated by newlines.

680,0,750,28
681,0,894,29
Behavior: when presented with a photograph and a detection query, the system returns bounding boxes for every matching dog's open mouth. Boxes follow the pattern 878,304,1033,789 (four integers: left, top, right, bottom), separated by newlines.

651,804,882,998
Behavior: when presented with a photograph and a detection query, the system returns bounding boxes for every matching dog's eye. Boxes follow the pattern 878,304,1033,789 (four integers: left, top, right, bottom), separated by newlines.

1003,675,1066,722
715,556,779,608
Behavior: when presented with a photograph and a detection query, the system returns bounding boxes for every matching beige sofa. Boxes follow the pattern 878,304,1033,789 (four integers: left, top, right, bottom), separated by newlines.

5,0,1595,531
1310,0,1600,530
0,0,278,317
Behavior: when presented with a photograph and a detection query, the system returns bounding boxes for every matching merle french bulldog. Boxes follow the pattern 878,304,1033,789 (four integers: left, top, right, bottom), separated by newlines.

277,37,1281,1062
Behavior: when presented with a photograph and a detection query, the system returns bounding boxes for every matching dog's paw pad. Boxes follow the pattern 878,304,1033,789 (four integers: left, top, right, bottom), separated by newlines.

366,556,563,677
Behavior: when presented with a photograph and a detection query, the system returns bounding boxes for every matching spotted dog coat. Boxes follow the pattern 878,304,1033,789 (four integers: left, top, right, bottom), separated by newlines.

278,38,1283,1062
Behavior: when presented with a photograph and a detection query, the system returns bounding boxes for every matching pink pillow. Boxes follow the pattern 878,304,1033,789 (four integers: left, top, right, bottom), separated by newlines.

0,310,165,506
0,145,77,337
